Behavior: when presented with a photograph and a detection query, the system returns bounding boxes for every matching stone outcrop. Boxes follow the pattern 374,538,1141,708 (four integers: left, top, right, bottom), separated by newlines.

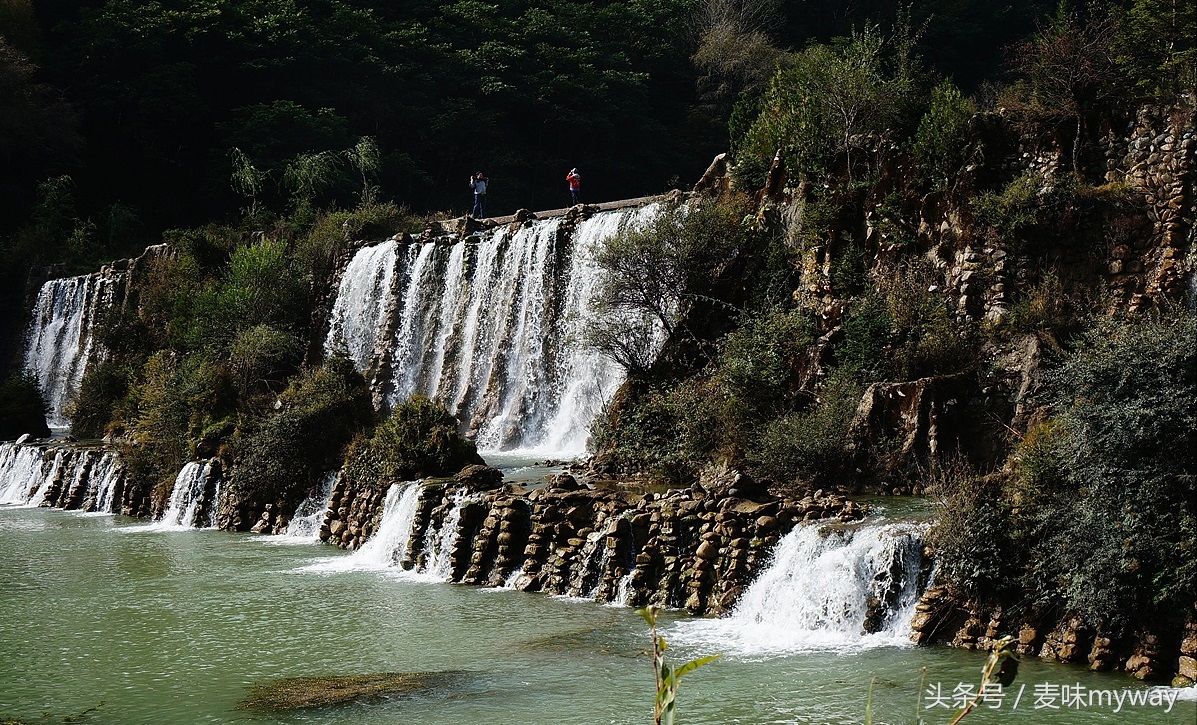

317,471,864,615
910,587,1196,684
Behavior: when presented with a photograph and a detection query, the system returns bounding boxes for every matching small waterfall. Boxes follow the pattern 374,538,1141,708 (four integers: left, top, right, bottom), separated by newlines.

26,451,66,507
0,444,46,505
89,453,123,514
305,482,429,573
422,489,468,578
150,462,219,530
672,520,927,655
326,205,662,456
280,473,337,541
23,273,120,429
325,240,399,369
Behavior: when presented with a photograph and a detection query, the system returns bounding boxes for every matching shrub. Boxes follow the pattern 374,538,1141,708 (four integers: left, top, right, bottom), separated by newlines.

929,467,1019,601
0,373,50,439
229,356,373,505
68,360,128,438
121,351,227,509
935,310,1197,630
228,324,304,399
189,239,308,349
911,80,976,190
587,199,756,373
344,396,482,487
747,379,859,485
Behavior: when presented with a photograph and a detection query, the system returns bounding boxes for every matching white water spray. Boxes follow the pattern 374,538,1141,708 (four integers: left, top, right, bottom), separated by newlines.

0,444,46,505
672,520,927,655
325,206,663,456
23,273,121,429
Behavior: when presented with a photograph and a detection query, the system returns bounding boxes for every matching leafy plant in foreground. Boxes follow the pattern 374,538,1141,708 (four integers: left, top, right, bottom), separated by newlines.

637,605,719,725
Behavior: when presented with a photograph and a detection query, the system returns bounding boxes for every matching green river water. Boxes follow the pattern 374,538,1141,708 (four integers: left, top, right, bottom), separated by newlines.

1,506,1193,724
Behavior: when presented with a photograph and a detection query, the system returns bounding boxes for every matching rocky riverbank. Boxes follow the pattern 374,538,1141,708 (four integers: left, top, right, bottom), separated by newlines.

316,465,864,616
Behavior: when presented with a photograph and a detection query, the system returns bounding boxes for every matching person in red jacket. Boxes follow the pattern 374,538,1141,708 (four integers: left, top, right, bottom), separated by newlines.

566,168,582,205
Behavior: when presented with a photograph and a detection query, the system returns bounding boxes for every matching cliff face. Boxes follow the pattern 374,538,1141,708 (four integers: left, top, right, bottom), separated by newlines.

771,95,1195,476
743,95,1196,682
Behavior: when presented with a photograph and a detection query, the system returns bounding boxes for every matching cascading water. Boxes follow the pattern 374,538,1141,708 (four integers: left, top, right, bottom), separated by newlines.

277,473,337,542
305,482,428,573
672,520,927,655
422,489,469,578
87,453,123,515
0,444,46,505
25,451,65,508
326,205,662,456
149,462,219,530
325,240,399,370
23,273,121,429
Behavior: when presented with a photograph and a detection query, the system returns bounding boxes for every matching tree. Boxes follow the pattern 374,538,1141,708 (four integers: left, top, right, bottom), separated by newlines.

229,148,267,220
1009,8,1122,174
343,137,381,206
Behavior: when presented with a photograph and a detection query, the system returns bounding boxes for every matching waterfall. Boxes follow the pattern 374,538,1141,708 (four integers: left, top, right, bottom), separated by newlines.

304,482,429,573
325,240,399,369
422,489,468,578
326,205,661,456
25,451,66,508
88,453,123,514
278,473,337,542
672,520,927,655
0,444,46,505
149,461,219,530
23,273,120,429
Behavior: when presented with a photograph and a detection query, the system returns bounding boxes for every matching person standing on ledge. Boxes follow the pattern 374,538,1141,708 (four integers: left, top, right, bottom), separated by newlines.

566,168,582,206
469,171,488,218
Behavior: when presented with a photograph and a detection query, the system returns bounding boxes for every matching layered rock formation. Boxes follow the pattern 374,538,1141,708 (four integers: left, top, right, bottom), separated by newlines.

317,471,864,615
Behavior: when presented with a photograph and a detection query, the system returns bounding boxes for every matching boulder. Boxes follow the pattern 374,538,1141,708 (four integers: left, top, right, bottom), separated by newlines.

454,464,504,490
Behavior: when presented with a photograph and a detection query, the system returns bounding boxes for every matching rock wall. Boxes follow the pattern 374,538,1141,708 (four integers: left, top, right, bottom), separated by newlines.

911,586,1197,686
0,441,140,515
317,469,864,615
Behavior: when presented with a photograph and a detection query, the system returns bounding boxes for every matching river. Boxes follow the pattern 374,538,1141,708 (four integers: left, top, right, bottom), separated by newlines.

2,506,1192,724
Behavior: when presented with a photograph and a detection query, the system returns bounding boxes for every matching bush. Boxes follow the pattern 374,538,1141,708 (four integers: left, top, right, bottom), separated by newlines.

935,310,1197,630
121,351,229,509
0,373,50,439
228,324,304,399
930,468,1018,601
747,379,859,485
344,396,483,487
229,356,373,505
587,199,756,373
68,360,129,438
911,80,976,190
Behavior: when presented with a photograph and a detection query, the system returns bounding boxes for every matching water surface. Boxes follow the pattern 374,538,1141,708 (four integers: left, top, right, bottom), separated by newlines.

1,507,1192,724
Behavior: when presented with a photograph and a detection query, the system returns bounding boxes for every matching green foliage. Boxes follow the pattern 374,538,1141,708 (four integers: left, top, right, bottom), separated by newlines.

229,357,373,505
747,379,859,485
973,173,1044,237
838,263,978,383
344,396,483,487
588,199,757,373
936,310,1197,630
0,373,50,440
912,80,976,190
930,469,1018,600
637,605,719,725
191,239,309,349
68,360,129,439
733,25,923,186
121,350,229,508
1114,0,1197,97
227,325,304,399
